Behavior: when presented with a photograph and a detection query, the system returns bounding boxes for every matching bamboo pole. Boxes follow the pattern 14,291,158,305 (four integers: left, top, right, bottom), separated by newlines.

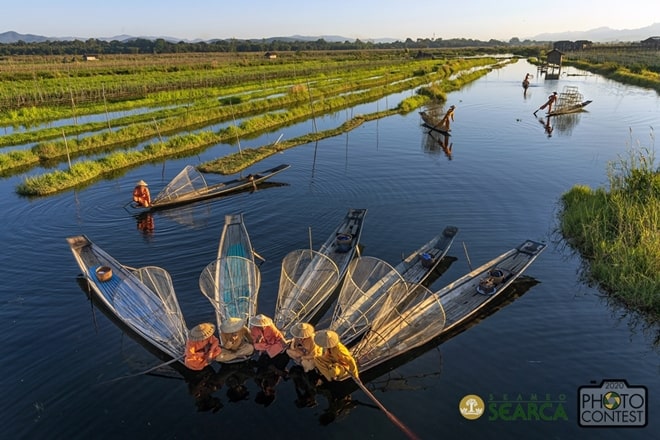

351,374,420,440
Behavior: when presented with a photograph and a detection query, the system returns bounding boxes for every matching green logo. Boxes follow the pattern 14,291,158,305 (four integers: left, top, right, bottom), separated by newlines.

602,392,621,410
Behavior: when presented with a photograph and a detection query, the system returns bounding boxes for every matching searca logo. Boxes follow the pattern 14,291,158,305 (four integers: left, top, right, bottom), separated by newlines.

459,393,569,422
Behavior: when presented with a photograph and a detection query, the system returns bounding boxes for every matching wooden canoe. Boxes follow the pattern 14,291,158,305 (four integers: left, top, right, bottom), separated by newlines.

66,235,188,364
419,111,451,136
351,240,546,372
274,208,368,334
199,214,260,329
548,100,592,116
330,225,459,346
127,163,290,212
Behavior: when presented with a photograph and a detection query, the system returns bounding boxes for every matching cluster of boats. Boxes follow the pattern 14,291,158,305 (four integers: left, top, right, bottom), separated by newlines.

67,207,546,378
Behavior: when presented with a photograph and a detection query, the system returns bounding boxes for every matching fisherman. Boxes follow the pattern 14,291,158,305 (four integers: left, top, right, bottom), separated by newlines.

249,314,288,359
287,322,323,407
313,329,359,382
534,91,558,116
184,322,222,371
132,180,151,207
286,322,321,372
439,105,455,131
522,73,531,89
215,317,254,363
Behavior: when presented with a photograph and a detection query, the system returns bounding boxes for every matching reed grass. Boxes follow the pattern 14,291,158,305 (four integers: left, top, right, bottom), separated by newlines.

559,144,660,319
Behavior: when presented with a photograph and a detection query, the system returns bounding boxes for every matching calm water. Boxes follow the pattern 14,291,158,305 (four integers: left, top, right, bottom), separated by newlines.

1,60,658,439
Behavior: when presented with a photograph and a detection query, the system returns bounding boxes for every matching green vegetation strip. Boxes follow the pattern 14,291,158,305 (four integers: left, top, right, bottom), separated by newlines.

14,59,498,195
2,57,496,175
559,147,660,319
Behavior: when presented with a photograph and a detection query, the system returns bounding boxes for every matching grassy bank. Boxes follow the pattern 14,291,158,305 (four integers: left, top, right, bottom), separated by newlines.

559,146,660,319
561,47,660,93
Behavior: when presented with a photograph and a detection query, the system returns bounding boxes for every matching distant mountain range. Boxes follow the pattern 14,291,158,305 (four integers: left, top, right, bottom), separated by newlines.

529,22,660,42
1,23,658,45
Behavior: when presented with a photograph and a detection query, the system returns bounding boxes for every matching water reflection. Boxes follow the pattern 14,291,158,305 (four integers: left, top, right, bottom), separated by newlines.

136,212,155,236
538,116,554,138
423,130,453,160
551,112,584,136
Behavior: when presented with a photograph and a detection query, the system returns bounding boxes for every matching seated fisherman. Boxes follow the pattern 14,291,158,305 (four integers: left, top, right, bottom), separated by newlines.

184,322,222,371
132,180,151,207
249,314,287,359
313,329,359,382
215,317,254,363
286,322,321,372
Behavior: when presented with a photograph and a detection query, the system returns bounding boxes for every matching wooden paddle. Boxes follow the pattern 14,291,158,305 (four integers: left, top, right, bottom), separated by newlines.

349,372,420,440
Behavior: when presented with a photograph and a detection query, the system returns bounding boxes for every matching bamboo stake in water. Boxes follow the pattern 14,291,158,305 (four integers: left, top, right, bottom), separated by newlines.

62,129,72,169
462,241,473,271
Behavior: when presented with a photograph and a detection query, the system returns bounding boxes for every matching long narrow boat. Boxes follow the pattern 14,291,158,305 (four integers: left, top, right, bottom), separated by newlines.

547,86,592,116
274,208,368,335
330,226,458,345
66,235,188,364
419,111,451,136
351,240,546,373
199,213,260,328
127,163,290,211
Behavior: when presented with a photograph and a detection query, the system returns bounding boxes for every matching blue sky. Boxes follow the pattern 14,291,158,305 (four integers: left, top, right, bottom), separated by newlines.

4,0,658,41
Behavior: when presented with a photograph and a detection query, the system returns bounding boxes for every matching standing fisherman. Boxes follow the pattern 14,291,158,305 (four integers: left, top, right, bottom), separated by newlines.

439,105,456,131
534,91,558,116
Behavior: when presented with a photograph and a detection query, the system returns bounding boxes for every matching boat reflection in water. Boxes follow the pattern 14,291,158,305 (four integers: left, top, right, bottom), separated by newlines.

422,130,453,160
550,112,584,136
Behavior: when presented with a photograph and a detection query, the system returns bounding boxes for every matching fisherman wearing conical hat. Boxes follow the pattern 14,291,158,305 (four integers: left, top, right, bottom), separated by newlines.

286,322,321,373
132,179,151,207
215,317,254,363
249,314,287,359
313,329,358,382
184,322,222,371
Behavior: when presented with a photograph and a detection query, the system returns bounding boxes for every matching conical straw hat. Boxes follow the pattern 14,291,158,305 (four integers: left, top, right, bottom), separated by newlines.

221,317,245,333
136,180,148,186
314,330,340,348
189,322,215,341
249,314,273,327
290,322,315,339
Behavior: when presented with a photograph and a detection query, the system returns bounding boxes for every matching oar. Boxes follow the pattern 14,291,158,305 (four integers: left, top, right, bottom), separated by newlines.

98,355,185,385
349,373,420,440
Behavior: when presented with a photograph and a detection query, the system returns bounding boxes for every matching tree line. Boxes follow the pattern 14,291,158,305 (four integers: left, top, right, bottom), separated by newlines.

0,36,544,56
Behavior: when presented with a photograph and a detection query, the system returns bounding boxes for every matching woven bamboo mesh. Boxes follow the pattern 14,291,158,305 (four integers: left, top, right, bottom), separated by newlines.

330,256,409,345
274,249,340,332
199,256,260,325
